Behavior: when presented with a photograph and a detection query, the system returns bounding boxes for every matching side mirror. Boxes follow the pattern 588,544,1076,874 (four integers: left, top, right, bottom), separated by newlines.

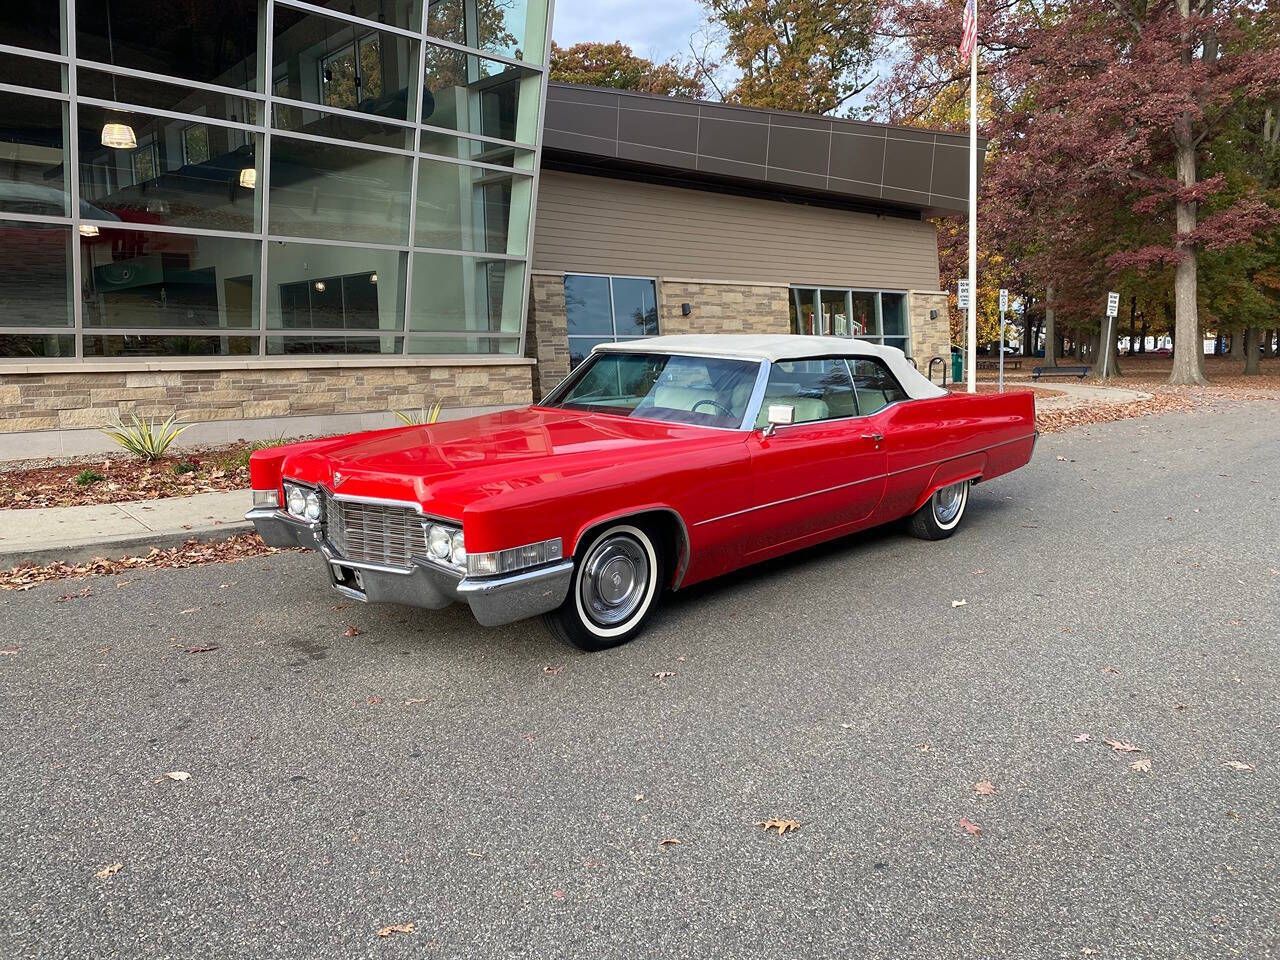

761,403,794,438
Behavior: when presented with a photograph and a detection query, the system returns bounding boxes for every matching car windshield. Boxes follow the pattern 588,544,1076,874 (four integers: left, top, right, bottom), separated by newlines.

547,352,761,428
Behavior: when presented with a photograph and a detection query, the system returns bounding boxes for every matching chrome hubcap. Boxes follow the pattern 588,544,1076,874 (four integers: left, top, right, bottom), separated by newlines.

580,535,649,627
933,481,966,524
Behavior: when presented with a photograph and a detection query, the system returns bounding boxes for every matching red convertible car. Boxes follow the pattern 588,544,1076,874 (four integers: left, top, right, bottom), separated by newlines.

248,335,1036,650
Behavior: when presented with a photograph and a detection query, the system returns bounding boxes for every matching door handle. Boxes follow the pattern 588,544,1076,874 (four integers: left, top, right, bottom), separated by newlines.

861,432,884,444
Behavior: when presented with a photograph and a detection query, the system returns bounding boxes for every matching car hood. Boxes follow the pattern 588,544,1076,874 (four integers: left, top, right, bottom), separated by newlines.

281,406,741,516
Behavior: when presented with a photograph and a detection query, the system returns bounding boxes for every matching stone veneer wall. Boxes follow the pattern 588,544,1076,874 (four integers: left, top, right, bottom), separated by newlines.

657,280,791,337
908,291,951,368
527,272,571,398
0,364,534,434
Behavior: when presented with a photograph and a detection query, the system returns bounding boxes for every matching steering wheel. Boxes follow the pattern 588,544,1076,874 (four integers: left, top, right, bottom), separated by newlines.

691,398,735,418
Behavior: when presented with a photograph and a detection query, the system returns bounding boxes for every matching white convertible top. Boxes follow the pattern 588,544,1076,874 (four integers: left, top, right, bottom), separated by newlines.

594,334,947,400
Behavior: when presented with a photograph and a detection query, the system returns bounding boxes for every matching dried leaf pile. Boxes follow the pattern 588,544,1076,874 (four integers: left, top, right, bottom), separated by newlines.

0,454,251,511
0,534,291,590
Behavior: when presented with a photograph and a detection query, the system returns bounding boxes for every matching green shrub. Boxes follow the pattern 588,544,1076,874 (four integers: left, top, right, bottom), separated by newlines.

394,401,442,426
75,469,106,486
173,460,198,475
100,413,190,461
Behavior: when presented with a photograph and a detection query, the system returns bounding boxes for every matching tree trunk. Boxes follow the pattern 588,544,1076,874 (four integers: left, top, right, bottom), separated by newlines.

1022,295,1035,356
1127,297,1137,355
1092,319,1122,379
1139,316,1148,353
1228,331,1241,358
1044,285,1057,365
1244,327,1261,374
1169,16,1207,385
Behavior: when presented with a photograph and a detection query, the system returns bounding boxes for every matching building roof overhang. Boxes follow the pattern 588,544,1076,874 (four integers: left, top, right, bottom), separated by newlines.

541,83,987,219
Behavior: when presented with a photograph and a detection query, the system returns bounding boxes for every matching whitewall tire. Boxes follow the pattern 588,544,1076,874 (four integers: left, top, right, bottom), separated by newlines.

906,480,970,540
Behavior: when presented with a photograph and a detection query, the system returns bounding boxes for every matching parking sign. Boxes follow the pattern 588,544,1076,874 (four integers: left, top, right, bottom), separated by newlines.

957,280,970,310
1106,291,1120,317
999,289,1009,312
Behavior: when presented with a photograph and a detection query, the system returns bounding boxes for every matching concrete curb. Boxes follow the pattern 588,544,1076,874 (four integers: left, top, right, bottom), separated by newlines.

0,520,255,569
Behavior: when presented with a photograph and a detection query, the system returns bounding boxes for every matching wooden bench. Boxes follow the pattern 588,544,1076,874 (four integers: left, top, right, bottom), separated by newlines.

977,358,1024,371
1031,365,1089,381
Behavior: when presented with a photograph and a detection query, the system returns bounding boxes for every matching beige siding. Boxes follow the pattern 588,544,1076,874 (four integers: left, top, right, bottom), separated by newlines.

531,170,941,290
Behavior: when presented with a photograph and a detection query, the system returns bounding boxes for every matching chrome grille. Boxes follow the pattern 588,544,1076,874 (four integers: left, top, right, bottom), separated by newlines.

324,495,424,569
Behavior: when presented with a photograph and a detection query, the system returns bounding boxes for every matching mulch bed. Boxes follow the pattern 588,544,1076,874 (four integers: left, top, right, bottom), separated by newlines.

0,533,293,591
0,447,255,511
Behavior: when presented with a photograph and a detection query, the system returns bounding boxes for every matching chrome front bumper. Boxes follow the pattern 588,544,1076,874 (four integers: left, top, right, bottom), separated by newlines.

247,508,574,627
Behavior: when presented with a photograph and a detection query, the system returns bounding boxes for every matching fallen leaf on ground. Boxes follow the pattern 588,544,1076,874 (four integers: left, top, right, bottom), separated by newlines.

1223,760,1256,772
94,862,123,880
951,599,967,607
634,792,645,802
466,850,483,858
376,923,414,937
403,698,427,706
959,818,983,837
0,648,18,656
658,838,682,846
1073,733,1093,743
757,818,800,836
366,695,384,705
974,780,996,796
917,742,932,752
155,771,191,783
653,671,676,679
1104,738,1142,753
1102,665,1121,675
343,626,361,637
1130,757,1152,772
180,607,200,615
542,665,560,675
1055,455,1068,461
184,644,219,654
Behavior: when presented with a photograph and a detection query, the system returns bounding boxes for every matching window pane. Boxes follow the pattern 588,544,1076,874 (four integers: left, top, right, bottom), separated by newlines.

422,43,540,143
415,158,530,255
611,278,658,336
77,103,259,232
850,291,877,336
266,241,405,332
77,68,260,125
425,0,549,62
0,95,67,217
268,136,412,245
0,221,72,326
0,4,63,54
568,336,608,370
407,253,523,339
790,288,817,335
81,228,259,330
821,288,849,336
182,125,211,166
881,292,908,338
419,131,535,169
272,7,416,123
77,0,259,91
0,53,63,91
84,334,258,357
850,357,908,415
761,359,856,424
299,0,419,32
407,335,519,354
564,275,612,336
0,334,75,358
266,335,402,355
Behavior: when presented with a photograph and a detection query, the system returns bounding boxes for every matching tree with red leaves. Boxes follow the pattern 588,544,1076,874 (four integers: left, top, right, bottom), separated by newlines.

879,0,1280,384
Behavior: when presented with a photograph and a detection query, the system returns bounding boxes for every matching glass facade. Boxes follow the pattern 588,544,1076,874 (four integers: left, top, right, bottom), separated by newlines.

790,287,911,356
564,274,660,369
0,0,550,361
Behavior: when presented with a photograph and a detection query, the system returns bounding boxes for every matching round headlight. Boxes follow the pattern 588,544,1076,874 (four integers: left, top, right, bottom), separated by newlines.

286,486,306,516
450,530,466,566
427,524,452,559
304,491,322,521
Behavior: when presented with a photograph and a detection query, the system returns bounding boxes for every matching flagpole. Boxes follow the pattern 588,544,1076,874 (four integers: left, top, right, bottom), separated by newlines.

966,0,978,394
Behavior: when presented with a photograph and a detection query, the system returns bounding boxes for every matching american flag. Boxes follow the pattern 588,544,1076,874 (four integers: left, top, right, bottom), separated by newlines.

960,0,977,61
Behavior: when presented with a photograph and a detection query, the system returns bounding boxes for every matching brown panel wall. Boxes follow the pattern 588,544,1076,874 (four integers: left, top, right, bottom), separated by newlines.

531,171,942,291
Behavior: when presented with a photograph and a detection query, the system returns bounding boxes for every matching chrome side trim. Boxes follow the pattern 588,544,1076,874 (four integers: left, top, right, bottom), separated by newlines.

883,432,1038,478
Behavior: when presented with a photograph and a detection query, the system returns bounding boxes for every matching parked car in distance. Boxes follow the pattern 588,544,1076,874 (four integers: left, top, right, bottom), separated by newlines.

248,335,1037,650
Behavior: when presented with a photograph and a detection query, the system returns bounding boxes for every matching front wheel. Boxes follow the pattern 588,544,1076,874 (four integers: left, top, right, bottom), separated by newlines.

542,523,664,651
906,480,970,540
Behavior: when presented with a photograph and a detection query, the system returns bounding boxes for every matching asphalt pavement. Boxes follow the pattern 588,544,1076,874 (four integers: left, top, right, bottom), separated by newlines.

2,400,1277,960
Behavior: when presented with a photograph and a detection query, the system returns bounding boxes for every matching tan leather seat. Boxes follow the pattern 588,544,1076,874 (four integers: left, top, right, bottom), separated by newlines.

653,385,717,411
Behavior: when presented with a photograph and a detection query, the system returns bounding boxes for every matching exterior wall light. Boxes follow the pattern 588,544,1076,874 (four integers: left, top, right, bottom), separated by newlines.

681,302,692,316
100,122,137,149
238,167,257,189
78,224,100,238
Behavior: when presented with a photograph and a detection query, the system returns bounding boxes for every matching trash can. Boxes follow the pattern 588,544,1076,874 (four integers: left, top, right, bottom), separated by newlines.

951,348,963,383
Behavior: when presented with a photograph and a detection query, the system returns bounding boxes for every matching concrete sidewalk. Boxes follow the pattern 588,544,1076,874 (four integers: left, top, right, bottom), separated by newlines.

0,489,251,567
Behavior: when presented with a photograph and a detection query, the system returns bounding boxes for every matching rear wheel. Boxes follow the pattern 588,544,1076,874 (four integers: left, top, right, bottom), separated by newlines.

542,522,664,651
906,480,970,540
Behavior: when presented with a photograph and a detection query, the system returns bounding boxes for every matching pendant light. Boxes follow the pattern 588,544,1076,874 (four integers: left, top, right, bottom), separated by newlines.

238,167,257,189
99,0,138,149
